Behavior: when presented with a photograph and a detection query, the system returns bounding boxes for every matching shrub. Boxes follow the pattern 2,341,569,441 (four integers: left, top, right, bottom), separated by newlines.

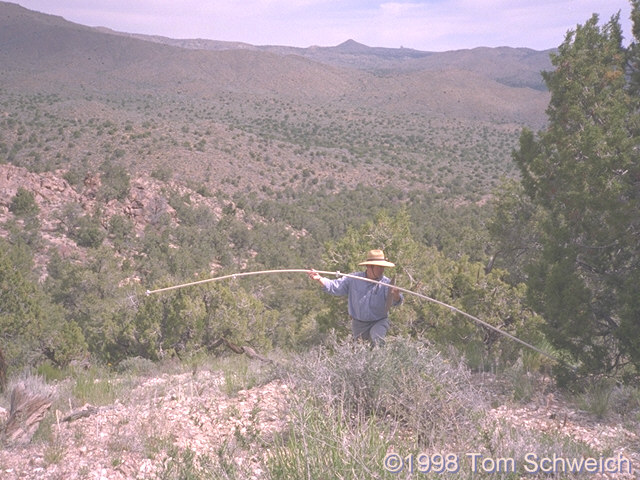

279,336,483,448
132,284,279,361
269,337,602,480
150,165,173,182
576,378,615,419
99,161,130,201
108,214,134,251
9,187,39,217
73,215,106,248
62,166,85,186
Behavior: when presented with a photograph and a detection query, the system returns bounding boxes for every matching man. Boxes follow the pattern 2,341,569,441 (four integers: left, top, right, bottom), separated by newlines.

308,249,402,345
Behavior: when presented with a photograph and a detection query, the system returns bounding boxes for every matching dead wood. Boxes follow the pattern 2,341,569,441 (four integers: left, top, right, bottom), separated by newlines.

0,347,6,394
62,405,99,423
208,337,273,363
3,384,52,447
241,346,273,364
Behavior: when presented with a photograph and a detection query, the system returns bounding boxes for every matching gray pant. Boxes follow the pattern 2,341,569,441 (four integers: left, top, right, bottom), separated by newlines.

351,317,389,346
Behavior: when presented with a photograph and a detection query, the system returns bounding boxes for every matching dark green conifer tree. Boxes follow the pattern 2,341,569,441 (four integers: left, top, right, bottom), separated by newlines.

508,9,640,380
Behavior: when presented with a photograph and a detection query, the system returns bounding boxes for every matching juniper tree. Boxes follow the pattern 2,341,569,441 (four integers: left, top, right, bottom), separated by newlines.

9,187,39,217
0,239,87,369
509,9,640,380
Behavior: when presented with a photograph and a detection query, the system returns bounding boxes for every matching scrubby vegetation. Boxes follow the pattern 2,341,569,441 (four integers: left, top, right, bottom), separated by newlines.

0,0,638,395
2,338,635,479
269,338,610,480
0,4,639,478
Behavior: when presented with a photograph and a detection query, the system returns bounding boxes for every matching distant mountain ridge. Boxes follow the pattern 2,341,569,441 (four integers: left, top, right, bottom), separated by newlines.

111,29,552,91
0,1,551,125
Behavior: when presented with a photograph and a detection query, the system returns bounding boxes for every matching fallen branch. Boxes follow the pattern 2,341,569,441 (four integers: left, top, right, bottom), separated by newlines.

209,338,273,363
62,405,99,423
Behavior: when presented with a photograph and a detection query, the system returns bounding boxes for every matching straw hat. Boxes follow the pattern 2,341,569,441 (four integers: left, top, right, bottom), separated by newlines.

358,249,395,268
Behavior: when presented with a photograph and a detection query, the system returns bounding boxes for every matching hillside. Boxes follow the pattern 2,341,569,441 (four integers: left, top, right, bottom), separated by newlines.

0,0,553,325
0,3,551,112
0,340,637,479
1,4,639,479
0,2,551,212
119,35,552,91
0,0,555,285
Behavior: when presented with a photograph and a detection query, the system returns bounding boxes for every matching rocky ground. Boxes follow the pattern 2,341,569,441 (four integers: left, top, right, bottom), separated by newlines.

0,364,637,480
0,367,289,480
485,374,639,480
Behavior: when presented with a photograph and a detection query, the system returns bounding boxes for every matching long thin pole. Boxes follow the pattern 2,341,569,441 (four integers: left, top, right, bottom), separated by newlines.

146,269,314,295
146,268,572,368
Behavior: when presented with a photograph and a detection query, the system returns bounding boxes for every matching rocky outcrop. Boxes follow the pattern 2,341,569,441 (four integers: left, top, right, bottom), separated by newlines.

0,164,225,263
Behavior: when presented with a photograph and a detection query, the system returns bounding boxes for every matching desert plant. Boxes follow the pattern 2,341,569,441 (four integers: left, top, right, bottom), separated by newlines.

99,160,130,201
576,378,615,419
504,358,541,402
269,337,605,480
268,401,391,479
71,364,122,406
72,214,106,248
9,187,39,217
279,336,484,448
156,447,218,480
2,373,54,447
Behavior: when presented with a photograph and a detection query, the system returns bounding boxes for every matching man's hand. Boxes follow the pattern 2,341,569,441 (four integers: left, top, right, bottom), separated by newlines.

390,286,401,303
307,269,323,284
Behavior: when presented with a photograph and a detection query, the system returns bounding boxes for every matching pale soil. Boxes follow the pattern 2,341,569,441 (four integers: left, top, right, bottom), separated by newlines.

480,373,639,480
0,368,637,479
0,369,290,480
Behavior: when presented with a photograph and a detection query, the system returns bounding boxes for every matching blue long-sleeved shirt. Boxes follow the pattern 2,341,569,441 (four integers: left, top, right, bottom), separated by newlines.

321,271,403,322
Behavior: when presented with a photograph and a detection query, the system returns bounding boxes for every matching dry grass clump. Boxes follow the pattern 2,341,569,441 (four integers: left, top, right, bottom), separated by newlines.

268,337,484,478
281,336,483,448
267,337,608,480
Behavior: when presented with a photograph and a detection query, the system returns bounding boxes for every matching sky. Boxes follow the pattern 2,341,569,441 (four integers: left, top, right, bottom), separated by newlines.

12,0,634,52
